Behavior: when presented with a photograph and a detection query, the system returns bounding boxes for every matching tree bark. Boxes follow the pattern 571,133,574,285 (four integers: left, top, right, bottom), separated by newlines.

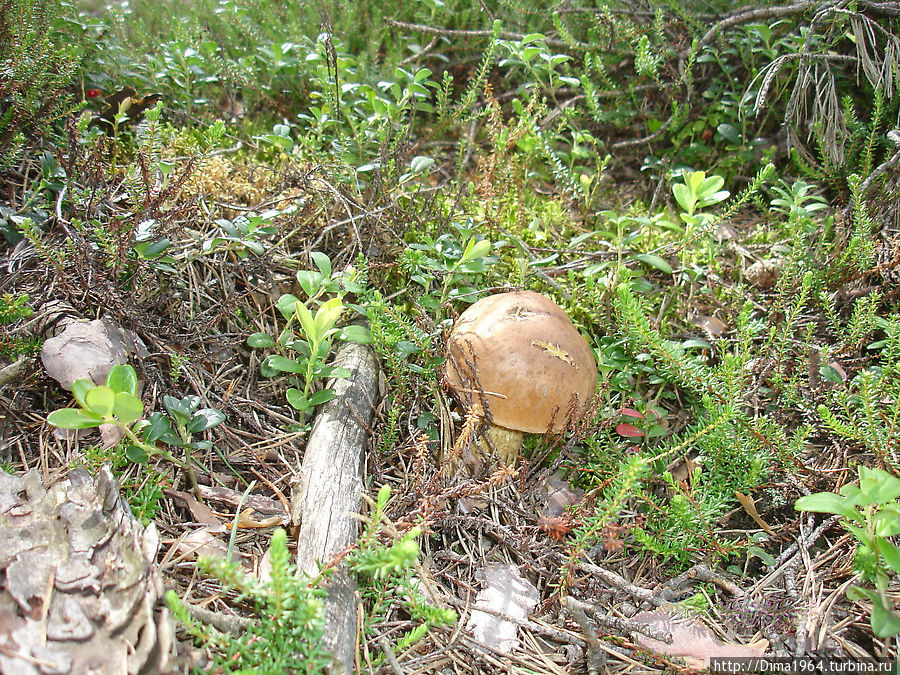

292,338,380,675
0,466,172,675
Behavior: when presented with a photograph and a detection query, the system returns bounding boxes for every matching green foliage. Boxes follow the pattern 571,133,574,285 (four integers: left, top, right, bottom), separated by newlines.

47,364,145,431
348,485,457,660
203,209,280,258
46,365,209,480
0,293,39,358
168,489,454,672
817,318,900,471
797,466,900,638
0,0,80,171
79,444,166,526
248,253,371,415
167,527,333,673
140,394,226,452
400,223,499,321
0,293,32,324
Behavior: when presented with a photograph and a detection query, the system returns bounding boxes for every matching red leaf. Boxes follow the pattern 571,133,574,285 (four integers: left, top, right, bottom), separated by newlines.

616,423,644,438
620,408,645,419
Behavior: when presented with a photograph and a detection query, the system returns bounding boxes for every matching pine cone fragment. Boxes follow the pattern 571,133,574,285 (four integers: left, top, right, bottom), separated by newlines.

0,466,172,674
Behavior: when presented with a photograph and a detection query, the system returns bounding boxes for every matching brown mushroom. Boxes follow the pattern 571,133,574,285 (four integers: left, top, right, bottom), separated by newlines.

445,290,598,471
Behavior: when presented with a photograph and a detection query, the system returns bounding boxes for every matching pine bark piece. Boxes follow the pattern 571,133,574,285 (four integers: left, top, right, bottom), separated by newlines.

0,466,172,675
291,339,379,675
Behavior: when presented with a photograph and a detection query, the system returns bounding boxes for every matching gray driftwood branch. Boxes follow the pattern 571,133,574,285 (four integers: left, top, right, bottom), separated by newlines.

292,337,380,675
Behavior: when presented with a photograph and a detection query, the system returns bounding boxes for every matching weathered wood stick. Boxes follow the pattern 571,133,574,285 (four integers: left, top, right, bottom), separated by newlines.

292,337,380,675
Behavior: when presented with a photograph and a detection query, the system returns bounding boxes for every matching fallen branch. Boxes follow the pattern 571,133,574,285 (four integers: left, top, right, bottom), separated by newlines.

292,337,380,675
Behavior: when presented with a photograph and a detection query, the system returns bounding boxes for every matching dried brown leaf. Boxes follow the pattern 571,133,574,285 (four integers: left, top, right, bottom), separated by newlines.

735,491,774,534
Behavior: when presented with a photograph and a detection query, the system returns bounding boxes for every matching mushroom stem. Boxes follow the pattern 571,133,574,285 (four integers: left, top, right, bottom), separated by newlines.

476,425,524,467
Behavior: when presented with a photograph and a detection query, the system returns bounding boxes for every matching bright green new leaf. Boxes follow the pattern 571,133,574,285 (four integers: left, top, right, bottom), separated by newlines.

294,301,319,344
106,364,137,396
696,174,725,199
71,379,94,409
47,408,104,429
795,492,860,521
85,386,116,418
859,466,900,504
113,392,143,426
672,182,694,214
314,297,343,336
687,170,706,193
461,237,491,263
635,253,673,274
874,504,900,537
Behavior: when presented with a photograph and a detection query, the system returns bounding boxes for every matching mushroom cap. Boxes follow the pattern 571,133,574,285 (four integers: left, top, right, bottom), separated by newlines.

445,291,597,434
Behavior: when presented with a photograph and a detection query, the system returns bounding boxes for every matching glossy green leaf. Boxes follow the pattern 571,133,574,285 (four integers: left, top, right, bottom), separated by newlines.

338,324,373,344
311,251,332,277
276,294,301,322
296,270,325,298
247,332,276,348
186,408,226,433
141,412,172,443
47,408,104,429
266,355,305,373
84,386,115,417
307,389,336,406
113,392,143,426
317,366,351,379
125,444,149,464
285,388,310,411
163,395,197,425
106,364,137,396
71,379,94,409
259,355,281,378
635,253,673,274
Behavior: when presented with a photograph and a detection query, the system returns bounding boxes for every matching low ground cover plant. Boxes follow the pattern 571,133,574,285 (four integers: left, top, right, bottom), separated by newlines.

2,0,899,669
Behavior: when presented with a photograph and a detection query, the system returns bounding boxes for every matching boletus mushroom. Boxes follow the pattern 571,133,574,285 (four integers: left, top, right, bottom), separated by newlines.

445,290,598,471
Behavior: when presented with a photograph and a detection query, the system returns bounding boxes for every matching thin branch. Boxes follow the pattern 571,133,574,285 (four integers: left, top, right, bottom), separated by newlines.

699,1,818,50
384,17,594,51
859,129,900,195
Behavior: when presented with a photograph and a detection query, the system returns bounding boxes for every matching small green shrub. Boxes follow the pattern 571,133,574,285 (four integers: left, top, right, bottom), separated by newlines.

797,465,900,638
248,253,372,415
0,0,81,170
167,527,333,674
